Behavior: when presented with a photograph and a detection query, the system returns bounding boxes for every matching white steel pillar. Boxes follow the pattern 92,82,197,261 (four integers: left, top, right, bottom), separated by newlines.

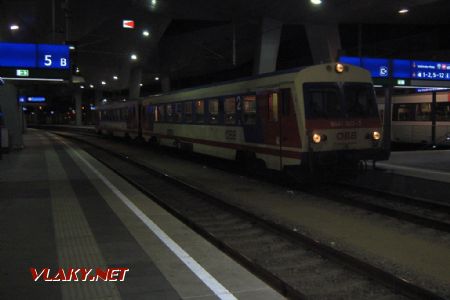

0,83,23,149
305,24,341,64
253,18,282,75
129,67,142,100
75,89,82,126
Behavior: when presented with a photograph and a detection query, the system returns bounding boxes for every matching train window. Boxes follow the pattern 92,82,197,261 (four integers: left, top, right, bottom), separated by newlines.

393,104,415,121
224,97,236,124
166,104,173,122
209,99,219,124
304,83,341,119
268,93,279,122
155,105,165,122
437,103,450,121
416,103,431,121
243,95,257,124
195,100,205,123
184,101,193,123
344,83,378,117
174,103,182,122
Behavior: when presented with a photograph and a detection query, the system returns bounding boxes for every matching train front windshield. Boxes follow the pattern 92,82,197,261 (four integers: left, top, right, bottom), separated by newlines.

304,83,378,119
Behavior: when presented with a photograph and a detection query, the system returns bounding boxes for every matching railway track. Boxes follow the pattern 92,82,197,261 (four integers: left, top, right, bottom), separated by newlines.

314,182,450,234
49,130,446,300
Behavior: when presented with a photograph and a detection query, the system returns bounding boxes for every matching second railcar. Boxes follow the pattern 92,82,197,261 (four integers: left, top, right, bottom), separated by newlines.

135,63,387,171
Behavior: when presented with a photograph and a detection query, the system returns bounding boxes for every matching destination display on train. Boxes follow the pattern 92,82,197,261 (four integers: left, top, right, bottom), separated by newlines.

340,56,450,81
0,43,70,69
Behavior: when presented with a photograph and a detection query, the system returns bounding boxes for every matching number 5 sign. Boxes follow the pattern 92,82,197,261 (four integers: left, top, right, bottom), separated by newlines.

37,44,70,69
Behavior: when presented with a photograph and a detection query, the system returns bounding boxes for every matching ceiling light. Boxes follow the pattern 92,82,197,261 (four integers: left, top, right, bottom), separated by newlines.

398,8,409,14
143,30,150,37
113,75,118,80
69,45,76,50
75,67,80,73
310,0,322,5
101,81,106,85
10,24,19,31
139,83,143,87
80,85,85,89
154,76,160,81
89,84,94,88
131,54,138,60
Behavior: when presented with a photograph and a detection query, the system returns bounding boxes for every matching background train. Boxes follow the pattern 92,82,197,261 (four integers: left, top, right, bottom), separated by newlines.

97,63,389,172
377,91,450,146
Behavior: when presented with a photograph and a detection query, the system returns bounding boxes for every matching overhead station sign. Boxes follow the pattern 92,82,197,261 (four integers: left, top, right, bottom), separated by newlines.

0,43,70,81
0,43,70,69
340,56,450,82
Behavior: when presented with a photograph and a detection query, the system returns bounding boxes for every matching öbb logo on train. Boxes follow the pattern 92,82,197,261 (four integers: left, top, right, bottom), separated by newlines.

336,131,357,141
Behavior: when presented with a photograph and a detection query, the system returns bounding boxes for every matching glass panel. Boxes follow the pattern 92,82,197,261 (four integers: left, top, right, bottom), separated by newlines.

437,103,450,121
184,101,192,123
166,104,173,122
269,93,278,122
344,83,378,117
393,104,415,121
224,97,236,124
195,100,205,123
304,84,341,119
209,99,219,124
416,103,431,121
174,103,182,122
243,95,256,124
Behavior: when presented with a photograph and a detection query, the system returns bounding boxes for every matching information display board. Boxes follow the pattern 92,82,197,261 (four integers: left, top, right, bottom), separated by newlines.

340,56,450,82
339,56,389,78
0,43,70,69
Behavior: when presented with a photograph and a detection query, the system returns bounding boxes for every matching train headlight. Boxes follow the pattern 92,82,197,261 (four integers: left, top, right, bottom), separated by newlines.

372,131,381,141
312,133,322,144
335,63,345,73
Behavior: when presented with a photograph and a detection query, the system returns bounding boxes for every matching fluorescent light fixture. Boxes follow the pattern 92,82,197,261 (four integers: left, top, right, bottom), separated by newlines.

10,24,19,31
143,30,150,37
113,75,118,80
131,54,138,60
398,8,409,14
310,0,322,5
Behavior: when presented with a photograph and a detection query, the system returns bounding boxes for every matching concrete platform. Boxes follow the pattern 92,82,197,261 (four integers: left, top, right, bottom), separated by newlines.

376,150,450,183
53,131,450,298
0,131,283,300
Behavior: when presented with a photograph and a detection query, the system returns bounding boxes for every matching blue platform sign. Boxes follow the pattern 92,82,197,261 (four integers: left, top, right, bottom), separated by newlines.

0,43,70,69
340,56,390,78
0,43,36,68
37,44,70,69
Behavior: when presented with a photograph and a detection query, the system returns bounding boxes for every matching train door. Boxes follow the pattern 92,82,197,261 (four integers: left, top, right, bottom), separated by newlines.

257,88,301,170
239,94,263,143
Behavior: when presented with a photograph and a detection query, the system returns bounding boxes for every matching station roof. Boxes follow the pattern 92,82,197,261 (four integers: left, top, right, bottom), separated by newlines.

1,0,449,91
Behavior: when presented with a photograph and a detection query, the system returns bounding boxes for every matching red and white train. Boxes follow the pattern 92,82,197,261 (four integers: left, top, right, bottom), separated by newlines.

97,63,389,172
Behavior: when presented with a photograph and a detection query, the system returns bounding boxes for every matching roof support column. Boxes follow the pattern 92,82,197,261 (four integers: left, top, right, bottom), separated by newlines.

253,18,282,75
129,67,142,100
305,24,341,64
161,76,171,93
74,89,82,126
0,83,23,149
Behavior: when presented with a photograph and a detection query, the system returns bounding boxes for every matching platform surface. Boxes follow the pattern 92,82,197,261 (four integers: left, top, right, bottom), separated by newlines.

0,131,283,300
376,150,450,183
